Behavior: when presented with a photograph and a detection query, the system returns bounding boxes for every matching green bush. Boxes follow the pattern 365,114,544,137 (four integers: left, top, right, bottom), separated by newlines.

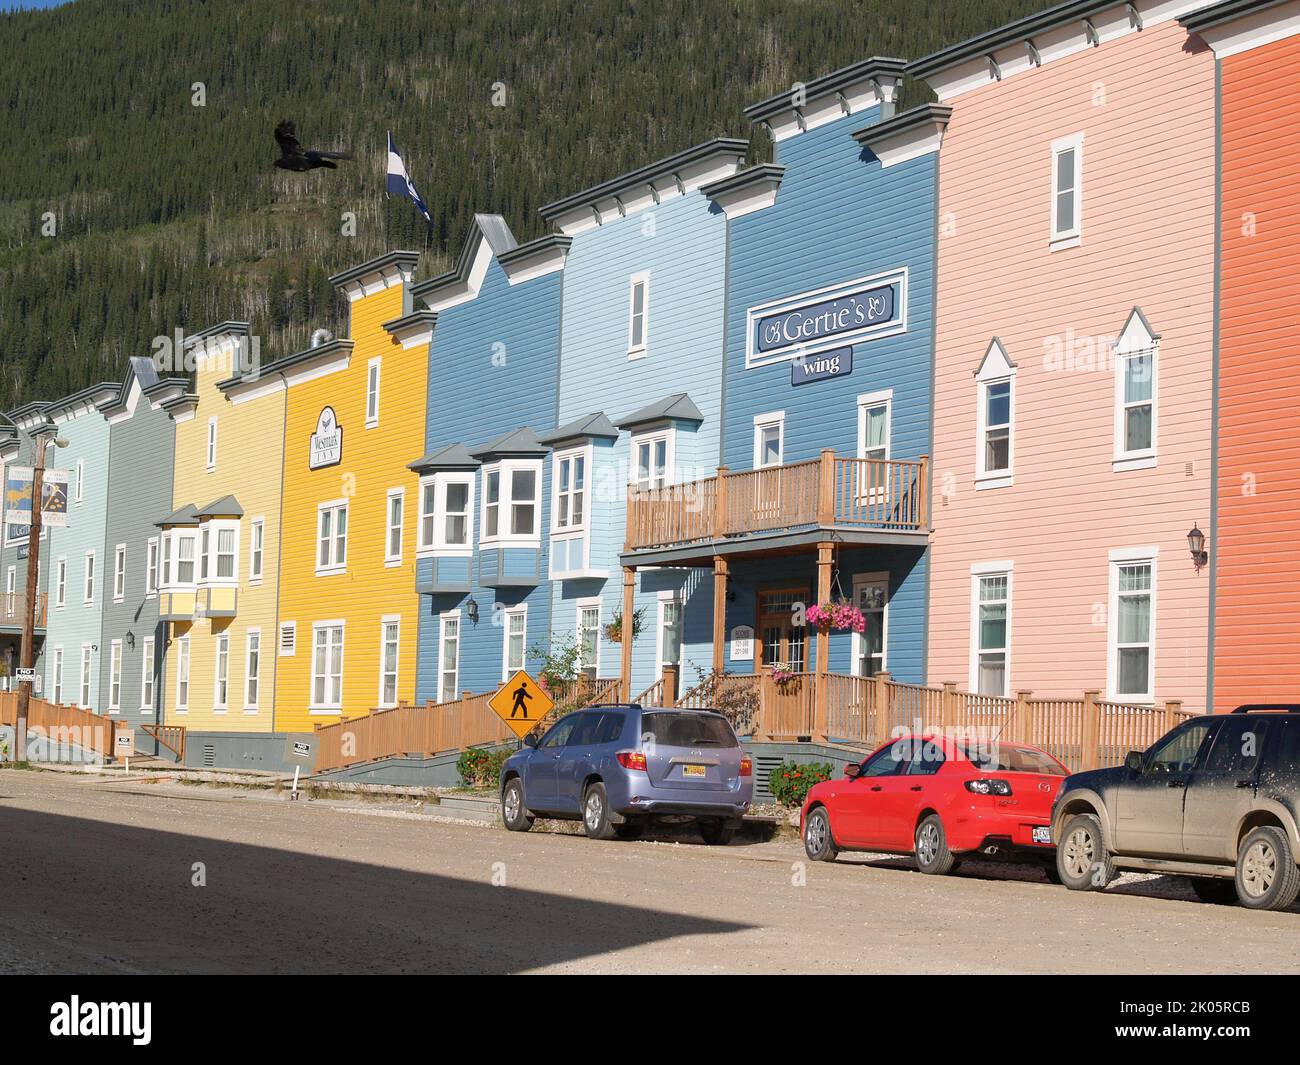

768,760,834,807
457,747,510,789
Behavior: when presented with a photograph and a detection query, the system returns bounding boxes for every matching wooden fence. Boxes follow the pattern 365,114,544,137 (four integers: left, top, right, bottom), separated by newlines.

0,692,123,759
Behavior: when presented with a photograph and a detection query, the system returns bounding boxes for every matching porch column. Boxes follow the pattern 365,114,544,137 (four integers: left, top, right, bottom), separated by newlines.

712,555,728,675
621,567,636,701
813,541,833,742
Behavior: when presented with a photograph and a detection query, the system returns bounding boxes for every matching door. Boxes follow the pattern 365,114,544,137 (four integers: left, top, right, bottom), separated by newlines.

896,738,946,851
1113,718,1215,857
1183,717,1269,862
524,713,580,813
555,712,605,815
836,741,911,847
758,588,808,674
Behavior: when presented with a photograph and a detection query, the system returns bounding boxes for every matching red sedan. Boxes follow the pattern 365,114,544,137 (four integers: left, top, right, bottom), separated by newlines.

800,734,1068,875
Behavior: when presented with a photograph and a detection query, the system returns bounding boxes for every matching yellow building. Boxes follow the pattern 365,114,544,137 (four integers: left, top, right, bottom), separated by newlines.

272,252,426,732
158,322,286,757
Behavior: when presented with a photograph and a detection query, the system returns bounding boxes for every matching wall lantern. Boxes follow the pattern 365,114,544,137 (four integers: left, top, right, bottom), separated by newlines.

466,596,480,625
1187,524,1208,573
125,630,136,650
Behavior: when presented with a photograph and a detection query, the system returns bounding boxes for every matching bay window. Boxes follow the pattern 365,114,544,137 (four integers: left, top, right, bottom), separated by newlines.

481,461,540,544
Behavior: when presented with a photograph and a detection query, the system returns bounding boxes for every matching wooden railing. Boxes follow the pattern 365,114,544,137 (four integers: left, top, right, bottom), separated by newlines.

0,692,121,758
312,678,623,774
625,450,930,552
0,592,48,628
141,724,186,762
751,671,1195,772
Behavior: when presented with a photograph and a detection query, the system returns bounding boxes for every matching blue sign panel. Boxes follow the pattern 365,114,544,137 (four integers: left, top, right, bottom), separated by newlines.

746,269,906,368
791,346,852,386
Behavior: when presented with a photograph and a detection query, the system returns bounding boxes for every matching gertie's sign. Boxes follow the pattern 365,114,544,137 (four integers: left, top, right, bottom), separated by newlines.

747,269,906,368
309,407,343,469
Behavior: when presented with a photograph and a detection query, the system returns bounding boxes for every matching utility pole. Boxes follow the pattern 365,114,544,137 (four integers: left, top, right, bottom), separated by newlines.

14,432,51,764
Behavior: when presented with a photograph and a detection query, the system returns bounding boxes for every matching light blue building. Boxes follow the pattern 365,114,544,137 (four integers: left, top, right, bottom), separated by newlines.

391,215,569,702
618,60,945,724
544,139,747,699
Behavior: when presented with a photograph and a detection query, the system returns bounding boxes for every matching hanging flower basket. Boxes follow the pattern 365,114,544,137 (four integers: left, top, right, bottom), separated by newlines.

805,600,867,635
770,664,798,686
603,607,646,645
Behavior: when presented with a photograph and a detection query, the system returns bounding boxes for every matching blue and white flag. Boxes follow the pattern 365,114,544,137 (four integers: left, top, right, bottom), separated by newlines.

387,131,431,225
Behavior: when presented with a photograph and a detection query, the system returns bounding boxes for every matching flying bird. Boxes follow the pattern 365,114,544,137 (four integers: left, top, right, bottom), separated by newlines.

273,120,353,172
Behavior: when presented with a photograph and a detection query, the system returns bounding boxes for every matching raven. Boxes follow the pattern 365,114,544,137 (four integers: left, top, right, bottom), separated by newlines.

273,120,353,171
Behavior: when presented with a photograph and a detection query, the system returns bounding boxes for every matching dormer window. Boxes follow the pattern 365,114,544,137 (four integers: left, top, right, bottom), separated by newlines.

974,339,1016,491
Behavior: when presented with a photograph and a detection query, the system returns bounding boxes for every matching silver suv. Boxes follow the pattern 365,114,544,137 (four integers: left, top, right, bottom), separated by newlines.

1052,706,1300,910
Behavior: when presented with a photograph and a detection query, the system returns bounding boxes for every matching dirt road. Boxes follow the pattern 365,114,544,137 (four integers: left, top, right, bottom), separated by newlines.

0,768,1293,974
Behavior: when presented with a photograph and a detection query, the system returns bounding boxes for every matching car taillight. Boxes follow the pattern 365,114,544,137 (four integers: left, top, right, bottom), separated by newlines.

616,750,647,771
739,756,752,777
965,778,1013,796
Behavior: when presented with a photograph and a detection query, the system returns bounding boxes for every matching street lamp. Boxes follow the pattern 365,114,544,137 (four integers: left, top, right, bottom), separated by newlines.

12,430,67,763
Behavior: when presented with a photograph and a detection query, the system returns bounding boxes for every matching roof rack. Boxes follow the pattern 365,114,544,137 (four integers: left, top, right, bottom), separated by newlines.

1230,704,1300,714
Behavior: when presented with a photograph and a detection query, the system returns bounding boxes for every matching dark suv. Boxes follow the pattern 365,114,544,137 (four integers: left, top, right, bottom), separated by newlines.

1052,706,1300,910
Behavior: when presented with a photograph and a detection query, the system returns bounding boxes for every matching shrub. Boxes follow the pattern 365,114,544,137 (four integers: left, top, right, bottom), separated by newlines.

457,746,510,788
767,760,834,807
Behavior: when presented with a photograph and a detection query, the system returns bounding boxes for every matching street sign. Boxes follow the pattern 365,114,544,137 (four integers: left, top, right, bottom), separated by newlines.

283,737,316,764
13,667,36,684
115,730,136,756
488,670,555,739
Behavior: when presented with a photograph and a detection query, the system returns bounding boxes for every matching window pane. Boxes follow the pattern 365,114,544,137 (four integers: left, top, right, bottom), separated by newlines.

1056,189,1074,233
511,504,535,536
446,514,466,545
1117,594,1150,644
978,603,1006,650
978,653,1006,696
1117,647,1150,695
864,405,888,448
985,427,1009,472
446,482,468,513
759,425,780,467
986,382,1010,426
1125,405,1153,452
1056,147,1075,192
1124,353,1153,404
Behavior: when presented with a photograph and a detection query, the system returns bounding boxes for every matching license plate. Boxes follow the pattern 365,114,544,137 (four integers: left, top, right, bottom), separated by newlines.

1032,826,1052,844
682,764,707,778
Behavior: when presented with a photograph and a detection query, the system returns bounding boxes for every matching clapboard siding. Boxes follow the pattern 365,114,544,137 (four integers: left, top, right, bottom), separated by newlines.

925,20,1216,710
1213,31,1300,711
415,258,562,701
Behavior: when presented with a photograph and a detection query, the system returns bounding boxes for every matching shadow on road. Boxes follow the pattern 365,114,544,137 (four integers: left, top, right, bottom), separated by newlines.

0,806,754,974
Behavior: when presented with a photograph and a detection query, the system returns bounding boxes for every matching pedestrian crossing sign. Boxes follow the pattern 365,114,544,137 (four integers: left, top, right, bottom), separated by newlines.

488,670,555,739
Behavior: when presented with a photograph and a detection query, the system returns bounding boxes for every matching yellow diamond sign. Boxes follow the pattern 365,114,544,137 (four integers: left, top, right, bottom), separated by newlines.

489,670,555,739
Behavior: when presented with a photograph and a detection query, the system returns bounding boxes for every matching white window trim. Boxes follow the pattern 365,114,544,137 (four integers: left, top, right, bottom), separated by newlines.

315,499,349,576
1050,131,1084,249
140,636,155,712
244,628,262,713
164,530,199,591
851,571,890,677
55,556,66,609
74,459,84,505
145,537,159,597
279,621,297,657
79,643,94,709
655,591,683,670
309,619,346,713
83,549,96,606
501,605,528,682
248,518,265,585
551,445,592,535
481,460,542,547
1112,314,1159,471
203,518,241,587
856,389,893,461
213,633,230,713
969,562,1014,696
419,473,475,557
385,488,405,567
576,597,603,678
438,609,461,703
107,639,122,712
1107,547,1158,705
206,416,218,470
113,543,126,603
51,645,63,706
377,615,401,708
174,635,190,712
627,270,650,359
629,427,675,491
753,411,786,469
975,342,1016,491
366,356,382,428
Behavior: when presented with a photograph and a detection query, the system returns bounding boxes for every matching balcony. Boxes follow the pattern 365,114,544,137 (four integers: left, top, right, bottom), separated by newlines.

623,450,930,565
0,592,48,631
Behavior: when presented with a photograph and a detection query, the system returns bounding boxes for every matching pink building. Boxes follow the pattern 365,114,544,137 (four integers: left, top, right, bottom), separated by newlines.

912,2,1219,712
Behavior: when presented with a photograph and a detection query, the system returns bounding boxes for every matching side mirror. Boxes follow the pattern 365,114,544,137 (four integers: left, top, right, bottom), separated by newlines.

843,763,861,779
1124,750,1143,773
523,733,539,749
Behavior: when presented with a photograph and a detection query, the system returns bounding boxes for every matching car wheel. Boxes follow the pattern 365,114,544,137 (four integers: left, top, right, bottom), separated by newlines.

699,818,739,846
914,814,956,875
613,819,644,841
1190,877,1237,905
582,782,617,840
1056,813,1115,891
1043,862,1061,885
1235,825,1300,911
803,806,838,862
501,778,533,832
